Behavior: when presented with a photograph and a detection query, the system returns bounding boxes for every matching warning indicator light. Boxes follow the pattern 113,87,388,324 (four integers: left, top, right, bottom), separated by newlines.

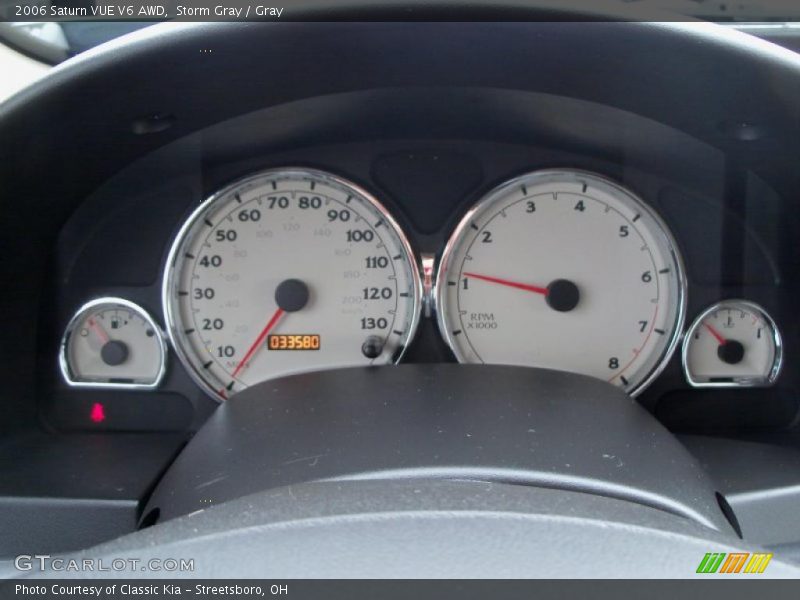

90,402,106,423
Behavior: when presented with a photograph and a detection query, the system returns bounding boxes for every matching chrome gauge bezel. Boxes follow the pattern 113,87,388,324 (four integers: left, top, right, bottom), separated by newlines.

59,297,168,390
434,168,688,397
682,299,783,388
162,167,424,402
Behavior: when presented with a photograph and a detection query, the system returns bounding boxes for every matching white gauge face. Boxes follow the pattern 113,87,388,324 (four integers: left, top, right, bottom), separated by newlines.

60,298,166,388
683,300,782,387
164,168,421,401
436,170,686,396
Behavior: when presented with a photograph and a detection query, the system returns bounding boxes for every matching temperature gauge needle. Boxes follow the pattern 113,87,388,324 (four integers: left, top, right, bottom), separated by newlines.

703,323,727,345
230,308,285,380
704,322,745,365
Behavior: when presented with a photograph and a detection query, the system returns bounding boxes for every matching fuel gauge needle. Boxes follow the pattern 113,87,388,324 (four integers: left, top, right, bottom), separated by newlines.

230,308,285,380
87,317,110,344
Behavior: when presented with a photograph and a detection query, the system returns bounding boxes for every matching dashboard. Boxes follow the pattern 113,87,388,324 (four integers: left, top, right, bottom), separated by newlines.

3,20,800,566
45,113,798,436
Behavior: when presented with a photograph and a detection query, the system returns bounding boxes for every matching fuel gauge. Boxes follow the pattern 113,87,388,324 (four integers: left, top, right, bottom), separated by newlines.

682,300,782,388
60,298,167,389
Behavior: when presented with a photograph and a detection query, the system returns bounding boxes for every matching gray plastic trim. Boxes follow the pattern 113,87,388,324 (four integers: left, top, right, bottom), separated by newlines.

680,436,800,546
26,480,800,579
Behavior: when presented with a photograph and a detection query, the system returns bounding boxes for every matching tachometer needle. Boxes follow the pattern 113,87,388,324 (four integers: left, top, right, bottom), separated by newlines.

463,272,581,312
230,308,285,380
462,272,548,295
703,323,727,345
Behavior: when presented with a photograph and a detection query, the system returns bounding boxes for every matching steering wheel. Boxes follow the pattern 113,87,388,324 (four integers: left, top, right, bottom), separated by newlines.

3,3,800,578
18,365,800,578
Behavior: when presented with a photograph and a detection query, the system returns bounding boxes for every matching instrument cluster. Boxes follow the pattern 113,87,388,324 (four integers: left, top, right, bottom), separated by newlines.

57,165,784,406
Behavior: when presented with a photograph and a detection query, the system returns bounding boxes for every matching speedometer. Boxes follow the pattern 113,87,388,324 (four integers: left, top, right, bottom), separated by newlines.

164,168,421,401
435,170,686,396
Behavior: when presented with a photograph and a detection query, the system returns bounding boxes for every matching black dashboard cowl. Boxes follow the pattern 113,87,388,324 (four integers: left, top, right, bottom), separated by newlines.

143,364,734,534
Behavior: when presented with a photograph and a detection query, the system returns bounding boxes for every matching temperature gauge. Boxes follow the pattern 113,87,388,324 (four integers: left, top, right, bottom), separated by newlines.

682,300,782,388
60,298,167,389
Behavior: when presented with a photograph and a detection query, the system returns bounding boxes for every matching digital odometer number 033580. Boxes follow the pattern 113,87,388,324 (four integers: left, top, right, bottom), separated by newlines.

163,168,422,401
436,170,687,396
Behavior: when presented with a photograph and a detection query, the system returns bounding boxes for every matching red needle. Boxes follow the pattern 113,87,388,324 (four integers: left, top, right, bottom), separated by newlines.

462,272,548,295
703,323,727,346
87,318,110,344
230,308,285,380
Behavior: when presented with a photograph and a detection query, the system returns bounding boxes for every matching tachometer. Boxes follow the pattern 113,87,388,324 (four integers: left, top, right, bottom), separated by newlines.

435,169,686,396
164,168,421,401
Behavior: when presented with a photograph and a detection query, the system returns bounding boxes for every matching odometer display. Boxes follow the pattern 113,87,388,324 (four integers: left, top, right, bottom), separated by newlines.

435,170,686,396
164,168,421,401
268,334,321,351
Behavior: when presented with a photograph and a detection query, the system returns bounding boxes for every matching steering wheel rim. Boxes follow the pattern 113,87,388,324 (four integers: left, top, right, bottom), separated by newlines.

14,479,799,578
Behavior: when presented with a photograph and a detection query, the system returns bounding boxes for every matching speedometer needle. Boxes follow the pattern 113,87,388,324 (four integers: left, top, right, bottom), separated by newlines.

230,308,285,380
